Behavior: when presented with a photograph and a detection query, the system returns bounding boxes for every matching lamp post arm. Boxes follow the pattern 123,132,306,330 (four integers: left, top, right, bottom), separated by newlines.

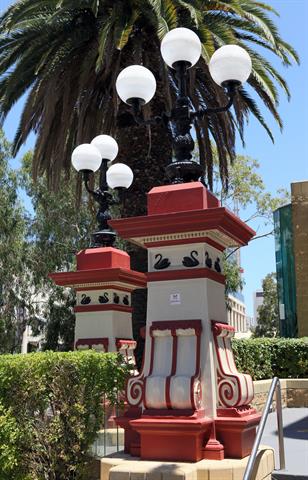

83,170,96,196
83,171,106,205
130,98,168,126
192,95,234,119
82,170,116,214
82,171,116,248
191,82,238,120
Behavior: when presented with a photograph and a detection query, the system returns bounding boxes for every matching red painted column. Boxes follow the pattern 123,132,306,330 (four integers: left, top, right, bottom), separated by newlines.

50,247,146,353
110,182,261,461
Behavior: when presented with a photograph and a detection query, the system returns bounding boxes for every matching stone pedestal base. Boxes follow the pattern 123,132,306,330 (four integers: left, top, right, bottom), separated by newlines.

117,407,261,461
215,408,261,458
99,446,275,480
130,412,213,462
115,408,141,455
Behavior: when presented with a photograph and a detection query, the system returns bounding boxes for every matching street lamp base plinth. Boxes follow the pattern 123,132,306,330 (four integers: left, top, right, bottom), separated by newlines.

166,160,203,183
91,229,116,248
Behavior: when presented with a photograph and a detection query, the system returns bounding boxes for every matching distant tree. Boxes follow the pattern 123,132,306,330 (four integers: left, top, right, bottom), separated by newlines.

253,272,279,337
0,129,29,353
19,152,96,350
0,133,288,351
223,257,244,306
206,151,289,295
0,142,50,353
0,136,97,354
214,153,289,231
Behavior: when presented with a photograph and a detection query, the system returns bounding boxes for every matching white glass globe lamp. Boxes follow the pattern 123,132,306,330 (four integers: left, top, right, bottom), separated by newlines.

160,27,202,68
116,65,156,105
106,163,134,189
71,143,102,172
209,45,252,87
91,135,118,161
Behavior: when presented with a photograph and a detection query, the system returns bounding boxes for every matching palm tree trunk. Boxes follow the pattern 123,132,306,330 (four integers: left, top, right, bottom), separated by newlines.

115,64,172,365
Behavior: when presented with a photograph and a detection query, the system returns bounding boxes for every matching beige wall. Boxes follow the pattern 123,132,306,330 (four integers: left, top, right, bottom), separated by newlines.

252,378,308,411
291,181,308,337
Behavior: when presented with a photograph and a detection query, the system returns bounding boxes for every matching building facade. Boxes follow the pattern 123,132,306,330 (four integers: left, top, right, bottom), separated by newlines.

274,180,308,338
253,290,264,326
21,325,44,353
228,293,251,338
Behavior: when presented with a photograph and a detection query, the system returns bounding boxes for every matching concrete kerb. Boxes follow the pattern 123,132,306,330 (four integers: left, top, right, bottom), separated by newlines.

100,447,275,480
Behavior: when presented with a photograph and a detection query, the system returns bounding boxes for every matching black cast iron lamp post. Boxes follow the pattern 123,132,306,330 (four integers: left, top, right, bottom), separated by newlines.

116,27,252,184
71,135,133,247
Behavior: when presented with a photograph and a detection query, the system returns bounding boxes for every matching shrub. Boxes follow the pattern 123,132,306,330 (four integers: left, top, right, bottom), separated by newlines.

0,351,131,480
0,402,26,480
232,337,308,380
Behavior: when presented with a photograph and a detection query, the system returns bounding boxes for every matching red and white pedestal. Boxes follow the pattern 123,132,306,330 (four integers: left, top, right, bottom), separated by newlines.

110,182,261,461
50,247,146,355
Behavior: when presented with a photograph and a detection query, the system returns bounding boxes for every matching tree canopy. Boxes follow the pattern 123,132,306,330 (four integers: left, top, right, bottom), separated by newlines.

0,128,288,352
0,129,28,353
253,272,279,337
0,130,96,353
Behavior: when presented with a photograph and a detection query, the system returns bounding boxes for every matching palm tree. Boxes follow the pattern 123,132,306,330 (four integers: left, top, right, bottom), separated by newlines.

0,0,298,193
0,0,298,351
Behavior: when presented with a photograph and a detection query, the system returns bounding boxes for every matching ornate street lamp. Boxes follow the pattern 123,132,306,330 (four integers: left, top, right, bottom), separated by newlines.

72,29,252,246
116,27,252,184
71,135,133,247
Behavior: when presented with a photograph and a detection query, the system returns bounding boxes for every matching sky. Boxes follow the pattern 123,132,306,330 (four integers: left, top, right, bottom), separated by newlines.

1,0,308,317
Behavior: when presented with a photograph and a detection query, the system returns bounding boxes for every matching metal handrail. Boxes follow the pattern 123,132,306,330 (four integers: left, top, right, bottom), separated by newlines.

243,377,286,480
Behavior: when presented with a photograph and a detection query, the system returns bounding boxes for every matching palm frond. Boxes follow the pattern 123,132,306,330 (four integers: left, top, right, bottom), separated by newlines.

238,87,274,142
0,0,298,190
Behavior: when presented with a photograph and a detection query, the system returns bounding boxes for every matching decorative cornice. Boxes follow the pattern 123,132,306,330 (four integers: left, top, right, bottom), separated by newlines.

75,283,133,292
49,268,146,289
144,235,225,252
109,207,255,249
116,339,137,350
150,320,202,336
75,337,109,351
212,321,235,337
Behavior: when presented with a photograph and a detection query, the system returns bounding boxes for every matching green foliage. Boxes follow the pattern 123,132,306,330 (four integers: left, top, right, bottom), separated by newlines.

0,403,25,480
19,151,95,279
213,154,289,224
223,256,244,304
207,151,289,297
253,272,279,337
18,152,96,351
0,129,28,353
0,351,131,480
232,337,273,380
0,131,126,353
232,337,308,380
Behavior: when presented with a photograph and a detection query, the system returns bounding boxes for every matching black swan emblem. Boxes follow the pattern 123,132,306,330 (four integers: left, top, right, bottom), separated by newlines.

182,250,199,268
98,292,109,304
214,257,222,273
113,292,120,304
80,294,91,305
205,251,212,269
153,253,171,270
123,295,130,305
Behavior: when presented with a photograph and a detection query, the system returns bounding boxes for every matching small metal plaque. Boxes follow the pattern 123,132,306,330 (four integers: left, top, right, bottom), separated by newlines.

170,293,181,305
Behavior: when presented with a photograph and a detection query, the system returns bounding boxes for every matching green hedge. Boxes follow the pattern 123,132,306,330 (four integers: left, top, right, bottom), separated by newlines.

1,340,307,479
0,351,131,480
232,337,308,380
